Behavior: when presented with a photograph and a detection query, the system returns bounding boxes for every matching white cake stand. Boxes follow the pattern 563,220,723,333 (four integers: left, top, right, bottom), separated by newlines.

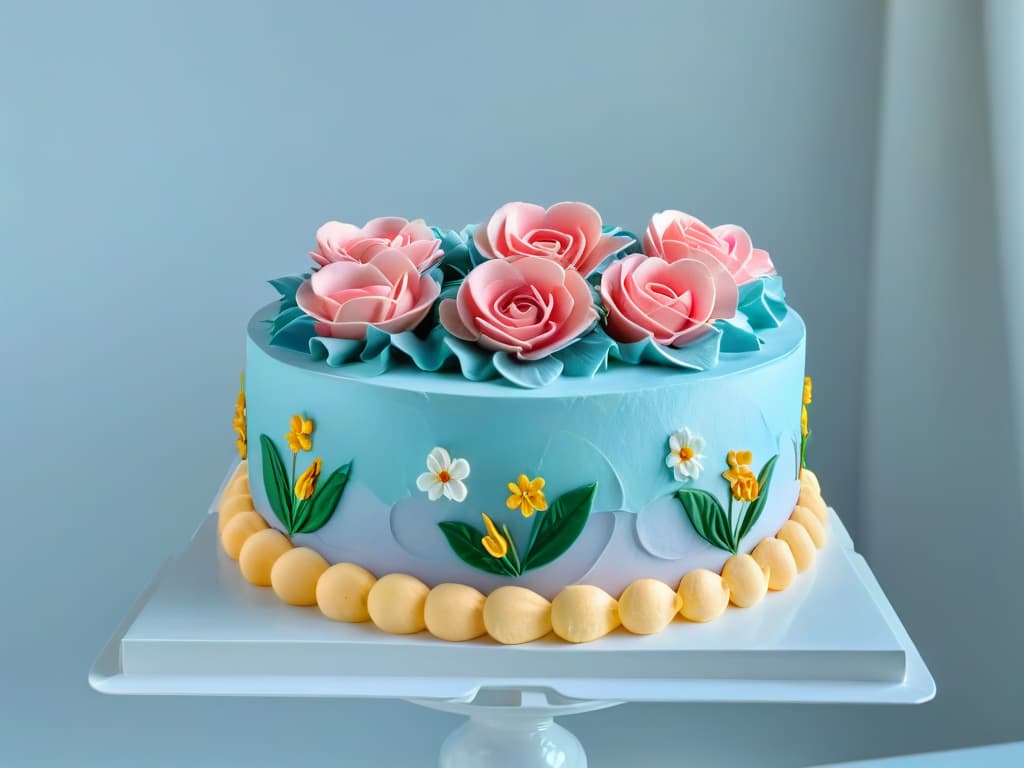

90,478,934,768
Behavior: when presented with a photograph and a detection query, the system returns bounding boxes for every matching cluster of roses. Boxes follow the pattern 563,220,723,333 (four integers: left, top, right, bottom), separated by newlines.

296,201,776,366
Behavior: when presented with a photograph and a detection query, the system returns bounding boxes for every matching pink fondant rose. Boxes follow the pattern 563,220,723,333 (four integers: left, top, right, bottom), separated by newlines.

600,252,739,347
439,256,598,361
644,210,775,285
311,217,443,272
473,201,632,277
296,249,440,339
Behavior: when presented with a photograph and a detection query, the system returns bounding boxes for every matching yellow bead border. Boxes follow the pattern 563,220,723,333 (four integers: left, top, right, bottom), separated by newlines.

217,461,831,644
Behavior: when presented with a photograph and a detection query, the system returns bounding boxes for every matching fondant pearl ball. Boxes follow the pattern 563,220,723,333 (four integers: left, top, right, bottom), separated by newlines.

677,569,730,622
218,492,255,532
367,573,429,635
220,510,268,559
618,578,681,635
777,521,816,572
270,547,329,606
483,586,552,645
238,528,292,586
551,585,620,643
751,537,798,591
228,460,248,484
799,467,821,494
424,583,487,642
791,506,827,548
797,486,828,525
721,554,770,608
316,563,377,623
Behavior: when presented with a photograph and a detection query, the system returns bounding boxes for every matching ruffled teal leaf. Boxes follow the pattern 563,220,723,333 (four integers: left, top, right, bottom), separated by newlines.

736,454,779,543
268,273,308,312
362,326,392,361
432,225,475,283
522,482,597,572
390,325,455,372
610,326,722,370
259,435,293,532
438,521,516,576
554,329,615,377
293,461,352,534
675,488,734,553
600,225,642,255
715,315,762,353
444,337,497,381
269,313,317,353
738,276,788,330
308,337,364,367
493,352,564,389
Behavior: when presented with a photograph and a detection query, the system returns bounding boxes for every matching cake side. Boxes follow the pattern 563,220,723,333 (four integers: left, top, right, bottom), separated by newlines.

244,304,805,597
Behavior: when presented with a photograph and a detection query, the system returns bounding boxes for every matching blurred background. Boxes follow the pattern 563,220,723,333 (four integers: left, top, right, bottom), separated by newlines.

3,0,1022,765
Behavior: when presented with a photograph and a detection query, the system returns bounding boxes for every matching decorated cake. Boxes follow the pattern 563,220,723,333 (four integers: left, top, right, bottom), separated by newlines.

218,202,830,644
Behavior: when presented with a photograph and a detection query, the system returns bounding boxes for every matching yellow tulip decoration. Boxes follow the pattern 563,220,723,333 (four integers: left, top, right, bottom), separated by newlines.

256,413,352,537
801,375,813,468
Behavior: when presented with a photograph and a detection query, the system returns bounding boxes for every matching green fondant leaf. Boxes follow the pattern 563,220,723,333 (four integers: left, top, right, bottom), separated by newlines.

736,454,779,544
259,434,293,532
522,482,597,572
676,488,734,553
438,521,515,576
293,461,352,534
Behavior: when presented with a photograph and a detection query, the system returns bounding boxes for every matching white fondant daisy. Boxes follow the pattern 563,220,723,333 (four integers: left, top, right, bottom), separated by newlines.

416,447,470,502
666,427,705,482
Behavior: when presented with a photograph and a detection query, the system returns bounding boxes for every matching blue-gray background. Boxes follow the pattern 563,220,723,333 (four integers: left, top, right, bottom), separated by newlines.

3,0,1022,765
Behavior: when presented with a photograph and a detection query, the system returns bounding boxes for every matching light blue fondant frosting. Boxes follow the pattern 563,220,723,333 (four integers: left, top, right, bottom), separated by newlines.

245,304,806,597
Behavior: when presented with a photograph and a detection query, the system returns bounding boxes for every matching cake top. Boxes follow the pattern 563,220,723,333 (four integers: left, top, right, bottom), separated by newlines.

266,202,789,388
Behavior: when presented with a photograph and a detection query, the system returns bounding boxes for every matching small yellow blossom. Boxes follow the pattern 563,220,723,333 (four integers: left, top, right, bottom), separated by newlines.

285,414,315,453
722,450,760,502
506,474,548,518
232,375,247,459
803,376,813,406
294,458,322,500
480,513,509,558
801,405,809,437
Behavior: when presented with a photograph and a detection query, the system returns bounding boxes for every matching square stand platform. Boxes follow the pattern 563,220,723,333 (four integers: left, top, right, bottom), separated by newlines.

90,477,934,768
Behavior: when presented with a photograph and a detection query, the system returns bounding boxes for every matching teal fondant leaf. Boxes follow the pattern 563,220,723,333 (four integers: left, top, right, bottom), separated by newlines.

259,435,293,532
432,225,475,283
269,313,317,353
738,276,788,330
492,352,564,389
308,336,364,366
362,326,392,361
715,315,762,353
438,521,516,576
269,273,308,312
675,488,734,553
555,329,615,377
389,325,453,371
610,326,722,371
522,482,597,572
444,337,497,381
736,454,779,544
293,461,352,535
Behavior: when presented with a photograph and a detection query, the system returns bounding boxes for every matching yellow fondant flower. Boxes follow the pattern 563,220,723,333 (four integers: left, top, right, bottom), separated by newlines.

232,374,247,459
803,376,813,405
506,474,548,518
285,414,315,453
722,450,760,502
480,513,509,559
801,405,809,437
294,458,322,500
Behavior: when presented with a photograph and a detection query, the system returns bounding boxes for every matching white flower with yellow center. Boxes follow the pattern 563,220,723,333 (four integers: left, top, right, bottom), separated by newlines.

416,447,470,502
666,427,705,482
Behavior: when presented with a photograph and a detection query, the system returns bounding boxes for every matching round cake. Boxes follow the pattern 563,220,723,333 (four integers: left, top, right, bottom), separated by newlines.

220,202,828,643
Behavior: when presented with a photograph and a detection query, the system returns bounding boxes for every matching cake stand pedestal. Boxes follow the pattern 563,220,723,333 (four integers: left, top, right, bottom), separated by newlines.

90,494,933,768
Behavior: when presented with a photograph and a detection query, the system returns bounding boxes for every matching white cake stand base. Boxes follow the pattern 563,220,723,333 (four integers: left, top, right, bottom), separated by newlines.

415,689,619,768
90,468,933,767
